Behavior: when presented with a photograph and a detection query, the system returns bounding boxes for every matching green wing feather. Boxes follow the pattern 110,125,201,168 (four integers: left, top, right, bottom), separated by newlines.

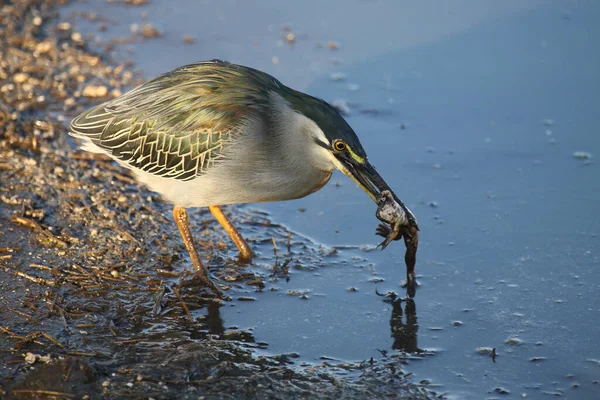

70,60,278,180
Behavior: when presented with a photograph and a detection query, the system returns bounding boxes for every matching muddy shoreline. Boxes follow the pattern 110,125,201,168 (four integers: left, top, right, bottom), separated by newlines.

0,1,437,398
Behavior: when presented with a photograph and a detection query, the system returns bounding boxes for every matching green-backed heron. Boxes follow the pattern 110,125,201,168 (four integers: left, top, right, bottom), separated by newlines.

70,59,416,297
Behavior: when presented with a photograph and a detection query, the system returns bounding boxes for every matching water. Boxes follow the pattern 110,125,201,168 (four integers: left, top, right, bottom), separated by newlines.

63,0,600,397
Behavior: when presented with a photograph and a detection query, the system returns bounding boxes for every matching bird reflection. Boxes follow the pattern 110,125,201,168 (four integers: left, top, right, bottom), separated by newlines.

390,298,422,353
206,301,225,335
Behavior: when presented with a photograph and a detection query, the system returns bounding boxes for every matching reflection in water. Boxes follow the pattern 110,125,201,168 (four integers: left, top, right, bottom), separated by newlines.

390,298,421,353
206,302,225,335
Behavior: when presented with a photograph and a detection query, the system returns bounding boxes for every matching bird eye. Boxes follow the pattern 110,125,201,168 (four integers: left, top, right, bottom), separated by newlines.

333,140,346,152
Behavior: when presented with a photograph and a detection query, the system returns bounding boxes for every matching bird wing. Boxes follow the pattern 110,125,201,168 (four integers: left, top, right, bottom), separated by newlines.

69,61,274,181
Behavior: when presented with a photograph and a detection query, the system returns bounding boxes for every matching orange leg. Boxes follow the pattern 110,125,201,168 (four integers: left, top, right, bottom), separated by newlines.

173,205,222,297
208,205,253,261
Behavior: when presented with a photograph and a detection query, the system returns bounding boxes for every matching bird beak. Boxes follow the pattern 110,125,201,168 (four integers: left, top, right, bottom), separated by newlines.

342,159,390,202
340,158,418,229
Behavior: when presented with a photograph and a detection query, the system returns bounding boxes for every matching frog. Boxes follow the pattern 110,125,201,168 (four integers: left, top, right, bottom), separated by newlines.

375,190,419,298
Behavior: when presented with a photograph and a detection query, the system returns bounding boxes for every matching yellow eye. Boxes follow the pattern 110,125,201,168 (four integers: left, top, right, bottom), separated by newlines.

333,140,346,152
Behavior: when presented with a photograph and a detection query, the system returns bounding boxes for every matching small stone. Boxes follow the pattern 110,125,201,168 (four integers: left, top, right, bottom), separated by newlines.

573,151,592,160
56,22,71,31
110,270,119,278
13,73,29,84
141,23,160,38
542,119,554,126
102,380,111,387
529,356,547,362
505,337,523,345
331,99,351,115
494,387,511,395
35,41,53,54
451,320,463,326
24,352,37,364
82,85,108,98
330,72,346,81
476,347,495,355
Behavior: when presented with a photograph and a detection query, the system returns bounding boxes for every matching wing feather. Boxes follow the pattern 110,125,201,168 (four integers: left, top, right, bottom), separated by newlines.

70,60,276,181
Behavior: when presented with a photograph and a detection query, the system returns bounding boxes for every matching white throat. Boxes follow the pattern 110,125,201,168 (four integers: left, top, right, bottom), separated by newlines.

267,91,337,173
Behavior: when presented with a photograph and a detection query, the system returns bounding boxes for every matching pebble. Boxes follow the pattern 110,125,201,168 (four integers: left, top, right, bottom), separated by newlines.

35,41,53,54
493,386,510,395
82,85,108,98
56,22,71,31
331,99,351,115
529,356,547,362
141,23,161,38
573,151,592,160
476,347,495,355
505,337,523,345
13,73,29,84
330,72,346,81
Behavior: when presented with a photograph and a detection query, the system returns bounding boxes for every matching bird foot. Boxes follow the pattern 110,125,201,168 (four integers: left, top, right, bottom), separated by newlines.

401,273,419,298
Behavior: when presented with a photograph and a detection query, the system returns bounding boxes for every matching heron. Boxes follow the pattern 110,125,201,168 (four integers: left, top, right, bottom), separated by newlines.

70,60,416,297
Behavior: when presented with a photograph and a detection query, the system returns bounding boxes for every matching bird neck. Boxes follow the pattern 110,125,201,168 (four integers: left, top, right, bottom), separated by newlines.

267,91,335,174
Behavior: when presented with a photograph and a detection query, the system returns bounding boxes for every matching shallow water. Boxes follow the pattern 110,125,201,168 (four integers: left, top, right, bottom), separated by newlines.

63,0,600,398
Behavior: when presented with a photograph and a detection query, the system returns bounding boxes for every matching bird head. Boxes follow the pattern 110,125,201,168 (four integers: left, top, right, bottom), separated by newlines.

286,92,418,228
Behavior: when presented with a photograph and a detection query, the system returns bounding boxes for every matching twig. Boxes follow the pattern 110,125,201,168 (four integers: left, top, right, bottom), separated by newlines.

70,152,111,161
9,390,75,398
156,269,179,277
7,307,33,320
153,282,166,316
0,326,26,340
0,247,22,253
14,271,57,287
48,293,59,315
114,338,148,344
66,351,98,357
172,285,193,322
113,172,137,184
30,263,53,271
271,236,278,256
